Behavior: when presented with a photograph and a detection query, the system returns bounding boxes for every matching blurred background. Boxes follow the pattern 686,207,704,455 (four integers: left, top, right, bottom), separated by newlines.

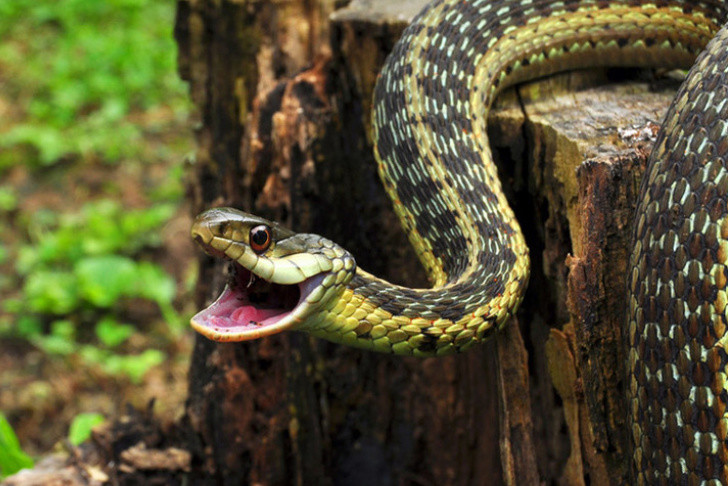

0,0,196,474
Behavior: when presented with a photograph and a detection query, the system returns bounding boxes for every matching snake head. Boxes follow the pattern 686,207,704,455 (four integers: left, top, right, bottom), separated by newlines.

190,207,355,342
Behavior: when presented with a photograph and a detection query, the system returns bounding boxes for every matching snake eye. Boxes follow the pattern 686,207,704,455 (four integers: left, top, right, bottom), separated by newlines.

249,225,272,254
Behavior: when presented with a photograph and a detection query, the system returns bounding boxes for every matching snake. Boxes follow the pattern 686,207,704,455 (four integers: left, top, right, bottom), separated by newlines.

190,0,728,482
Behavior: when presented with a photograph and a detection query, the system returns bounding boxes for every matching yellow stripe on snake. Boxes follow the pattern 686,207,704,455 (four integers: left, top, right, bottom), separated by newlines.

190,0,728,482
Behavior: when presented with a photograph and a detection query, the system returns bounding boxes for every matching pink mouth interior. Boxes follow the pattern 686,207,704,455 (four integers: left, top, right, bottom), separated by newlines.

195,286,294,334
192,263,322,337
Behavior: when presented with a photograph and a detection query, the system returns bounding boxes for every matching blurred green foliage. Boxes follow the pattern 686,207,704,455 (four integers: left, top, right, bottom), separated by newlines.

0,0,191,390
0,0,189,167
4,198,183,382
68,412,105,446
0,413,33,478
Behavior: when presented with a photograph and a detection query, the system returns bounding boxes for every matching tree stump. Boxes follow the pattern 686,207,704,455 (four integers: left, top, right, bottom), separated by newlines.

170,0,685,485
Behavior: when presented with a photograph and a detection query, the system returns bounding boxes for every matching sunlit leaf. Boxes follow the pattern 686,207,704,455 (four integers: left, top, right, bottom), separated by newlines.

0,412,33,478
75,255,137,307
23,270,79,314
80,347,164,384
0,187,17,212
33,334,76,356
116,349,164,384
50,319,75,340
135,262,175,304
95,316,134,348
68,412,105,446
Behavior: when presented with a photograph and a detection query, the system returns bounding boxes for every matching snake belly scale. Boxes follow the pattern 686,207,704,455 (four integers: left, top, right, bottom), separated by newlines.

189,0,728,482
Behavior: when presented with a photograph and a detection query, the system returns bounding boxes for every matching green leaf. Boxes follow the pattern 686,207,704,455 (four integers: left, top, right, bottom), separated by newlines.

33,334,76,356
116,349,164,384
2,298,23,314
14,316,41,337
22,270,80,314
68,412,105,446
80,347,164,384
32,320,78,355
74,255,137,307
0,186,17,212
50,319,75,340
0,412,33,478
95,316,133,348
1,124,69,165
135,262,175,304
78,345,105,365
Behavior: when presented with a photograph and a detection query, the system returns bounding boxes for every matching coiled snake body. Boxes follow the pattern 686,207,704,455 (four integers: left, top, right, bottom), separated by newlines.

191,0,728,482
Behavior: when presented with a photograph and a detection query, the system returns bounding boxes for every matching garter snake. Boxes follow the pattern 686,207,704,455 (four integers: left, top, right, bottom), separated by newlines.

191,0,728,482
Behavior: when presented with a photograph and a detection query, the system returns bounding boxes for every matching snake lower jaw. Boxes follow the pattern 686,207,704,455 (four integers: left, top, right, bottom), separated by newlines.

191,263,327,342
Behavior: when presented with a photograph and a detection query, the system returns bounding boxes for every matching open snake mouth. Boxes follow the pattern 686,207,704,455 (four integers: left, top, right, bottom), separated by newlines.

191,250,325,341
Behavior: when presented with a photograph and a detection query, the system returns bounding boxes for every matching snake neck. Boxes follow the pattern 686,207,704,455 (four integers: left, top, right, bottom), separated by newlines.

297,266,527,356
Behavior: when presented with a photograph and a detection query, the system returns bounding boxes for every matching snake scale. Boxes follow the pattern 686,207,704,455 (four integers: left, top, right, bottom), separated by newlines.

190,0,728,482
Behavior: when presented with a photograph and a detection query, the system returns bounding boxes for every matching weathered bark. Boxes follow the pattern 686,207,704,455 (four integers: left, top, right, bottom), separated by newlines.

172,1,678,485
492,73,676,485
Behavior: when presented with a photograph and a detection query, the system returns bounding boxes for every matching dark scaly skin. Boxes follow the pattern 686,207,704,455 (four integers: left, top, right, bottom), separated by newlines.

191,0,728,481
627,25,728,484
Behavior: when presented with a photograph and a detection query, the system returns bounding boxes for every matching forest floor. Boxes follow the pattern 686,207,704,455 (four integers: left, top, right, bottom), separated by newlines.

0,1,198,474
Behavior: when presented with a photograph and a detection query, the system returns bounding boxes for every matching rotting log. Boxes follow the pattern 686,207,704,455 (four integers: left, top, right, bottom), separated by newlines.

0,1,682,485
